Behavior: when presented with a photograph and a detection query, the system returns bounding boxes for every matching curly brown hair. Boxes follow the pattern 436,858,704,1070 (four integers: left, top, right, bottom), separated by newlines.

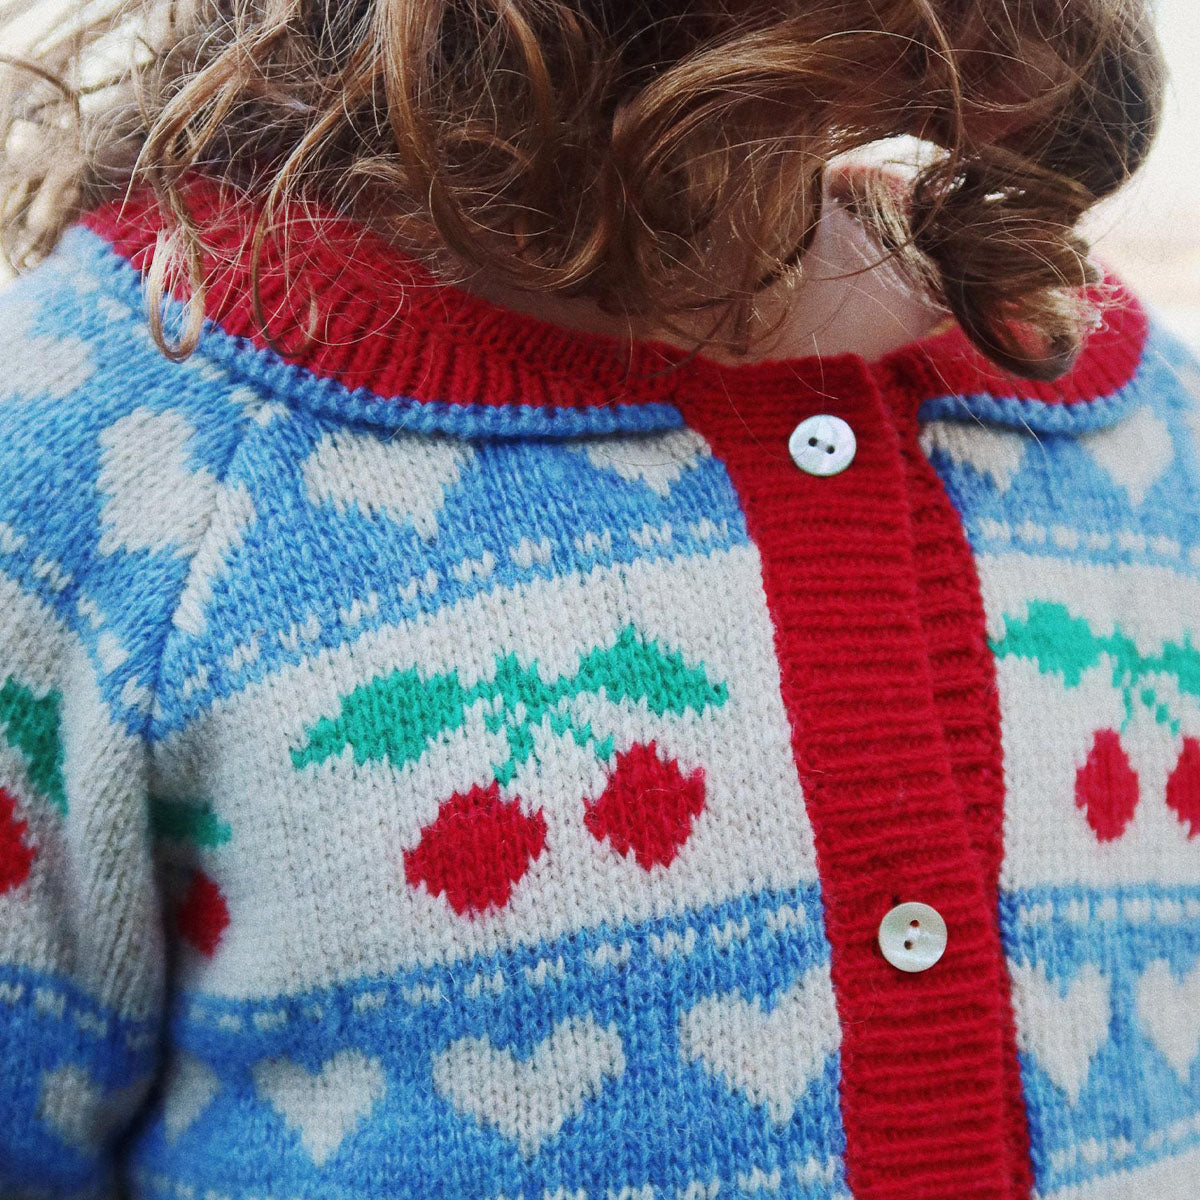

0,0,1166,378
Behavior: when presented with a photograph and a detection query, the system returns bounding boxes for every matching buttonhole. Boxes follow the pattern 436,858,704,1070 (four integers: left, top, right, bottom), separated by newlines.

808,437,819,447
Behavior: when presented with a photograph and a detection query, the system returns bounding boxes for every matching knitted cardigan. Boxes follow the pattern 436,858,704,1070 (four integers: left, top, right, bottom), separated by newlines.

1,182,1199,1200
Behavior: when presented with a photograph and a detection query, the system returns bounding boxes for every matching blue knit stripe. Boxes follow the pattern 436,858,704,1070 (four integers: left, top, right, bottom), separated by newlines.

1002,884,1200,1195
0,965,158,1197
119,883,848,1200
923,328,1200,575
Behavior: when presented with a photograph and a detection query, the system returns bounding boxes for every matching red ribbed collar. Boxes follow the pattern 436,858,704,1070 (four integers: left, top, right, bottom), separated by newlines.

83,180,1148,424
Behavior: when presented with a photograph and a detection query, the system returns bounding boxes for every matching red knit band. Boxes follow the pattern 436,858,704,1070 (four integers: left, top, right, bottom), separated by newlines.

681,373,1032,1200
82,180,1147,418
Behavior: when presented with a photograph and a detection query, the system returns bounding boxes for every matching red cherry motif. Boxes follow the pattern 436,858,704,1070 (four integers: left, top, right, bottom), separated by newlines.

1167,737,1200,839
0,787,35,895
404,782,548,916
584,741,707,870
1075,729,1140,842
176,869,230,956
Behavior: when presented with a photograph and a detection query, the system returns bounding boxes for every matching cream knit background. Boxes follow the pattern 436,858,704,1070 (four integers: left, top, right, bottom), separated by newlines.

0,0,1197,344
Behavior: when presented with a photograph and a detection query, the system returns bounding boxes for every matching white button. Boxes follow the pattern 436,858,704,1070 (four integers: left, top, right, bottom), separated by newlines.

788,415,856,477
878,902,948,973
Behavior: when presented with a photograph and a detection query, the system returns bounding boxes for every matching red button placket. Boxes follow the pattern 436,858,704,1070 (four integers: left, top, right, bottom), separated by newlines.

681,365,1031,1200
894,399,1034,1200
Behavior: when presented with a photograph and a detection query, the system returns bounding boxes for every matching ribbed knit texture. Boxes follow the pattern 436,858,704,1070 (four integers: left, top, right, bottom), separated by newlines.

896,413,1034,1200
85,184,1147,421
0,184,1198,1200
681,374,1024,1199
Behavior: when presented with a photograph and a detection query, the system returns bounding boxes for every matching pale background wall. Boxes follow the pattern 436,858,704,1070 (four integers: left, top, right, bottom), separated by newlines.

1087,0,1200,345
1,0,1198,344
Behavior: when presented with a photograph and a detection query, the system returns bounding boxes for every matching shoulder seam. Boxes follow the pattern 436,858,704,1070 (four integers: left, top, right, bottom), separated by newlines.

143,396,271,743
44,228,275,741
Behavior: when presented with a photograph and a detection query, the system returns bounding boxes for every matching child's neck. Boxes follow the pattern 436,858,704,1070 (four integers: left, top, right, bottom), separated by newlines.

462,201,946,367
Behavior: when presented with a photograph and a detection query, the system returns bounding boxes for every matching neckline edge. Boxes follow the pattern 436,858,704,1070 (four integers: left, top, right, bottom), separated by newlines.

77,180,1150,434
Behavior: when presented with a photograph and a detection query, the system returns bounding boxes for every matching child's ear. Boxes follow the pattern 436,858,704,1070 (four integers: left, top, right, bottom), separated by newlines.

826,162,910,212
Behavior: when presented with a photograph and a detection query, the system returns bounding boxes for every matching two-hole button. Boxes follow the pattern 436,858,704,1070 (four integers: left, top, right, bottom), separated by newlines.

878,902,948,973
788,414,856,477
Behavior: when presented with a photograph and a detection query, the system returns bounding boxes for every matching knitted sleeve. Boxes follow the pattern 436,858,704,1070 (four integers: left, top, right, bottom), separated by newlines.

0,241,251,1193
0,558,165,1195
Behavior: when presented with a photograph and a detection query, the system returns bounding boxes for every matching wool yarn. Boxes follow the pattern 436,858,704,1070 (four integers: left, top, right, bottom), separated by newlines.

0,184,1198,1200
